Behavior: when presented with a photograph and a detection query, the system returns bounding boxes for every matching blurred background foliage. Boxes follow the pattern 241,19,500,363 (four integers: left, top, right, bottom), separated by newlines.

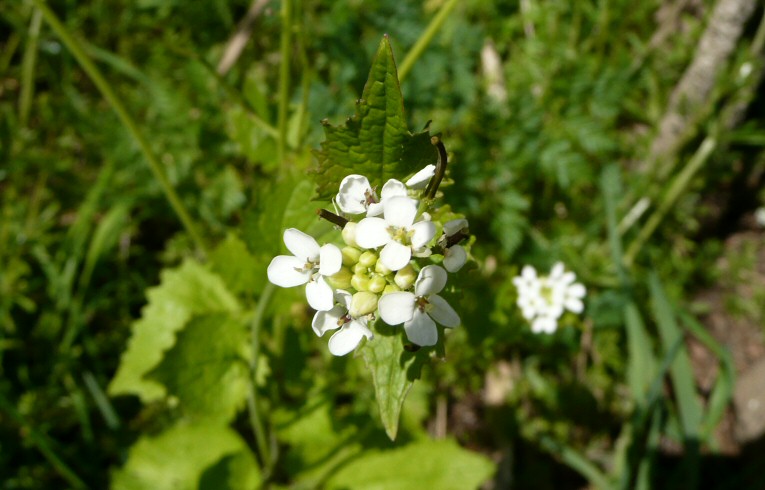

2,0,765,488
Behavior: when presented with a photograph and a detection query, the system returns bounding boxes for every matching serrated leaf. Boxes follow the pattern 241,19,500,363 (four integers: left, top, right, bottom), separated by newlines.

148,313,250,422
109,260,240,401
312,36,437,199
361,324,429,440
325,439,495,490
112,423,260,490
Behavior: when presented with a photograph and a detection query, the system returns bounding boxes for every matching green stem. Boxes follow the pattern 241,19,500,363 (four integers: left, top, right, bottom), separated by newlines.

398,0,459,82
277,0,292,163
624,136,716,265
0,391,86,489
19,7,42,129
32,0,209,256
248,283,276,475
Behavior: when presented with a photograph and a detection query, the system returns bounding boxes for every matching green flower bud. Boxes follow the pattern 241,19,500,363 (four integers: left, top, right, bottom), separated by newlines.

351,273,371,292
353,262,369,275
342,222,358,247
350,291,378,317
326,267,352,290
359,250,378,268
342,246,362,266
394,264,417,290
368,275,387,293
383,284,401,295
374,260,392,275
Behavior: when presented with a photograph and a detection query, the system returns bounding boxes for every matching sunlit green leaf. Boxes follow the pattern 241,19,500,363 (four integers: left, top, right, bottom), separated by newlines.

148,313,250,422
109,261,240,401
112,423,260,490
325,439,495,490
361,324,428,440
312,36,437,199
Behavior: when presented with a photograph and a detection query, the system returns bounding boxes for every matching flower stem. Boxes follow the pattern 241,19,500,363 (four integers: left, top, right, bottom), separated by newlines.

317,208,348,228
424,136,447,200
32,0,209,256
398,0,459,82
248,282,276,476
277,0,293,164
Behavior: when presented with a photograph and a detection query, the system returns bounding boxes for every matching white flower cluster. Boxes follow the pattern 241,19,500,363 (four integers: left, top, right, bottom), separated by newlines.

512,263,586,334
267,166,470,356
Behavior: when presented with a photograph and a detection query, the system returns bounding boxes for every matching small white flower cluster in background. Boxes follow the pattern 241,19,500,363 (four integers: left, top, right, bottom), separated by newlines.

512,262,586,334
267,165,471,356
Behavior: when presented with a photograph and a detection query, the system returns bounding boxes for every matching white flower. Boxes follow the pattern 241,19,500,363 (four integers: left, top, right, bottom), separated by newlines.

355,196,436,271
405,164,436,190
267,228,342,311
312,290,374,356
512,263,586,334
335,174,408,216
755,207,765,227
441,218,469,272
378,265,460,346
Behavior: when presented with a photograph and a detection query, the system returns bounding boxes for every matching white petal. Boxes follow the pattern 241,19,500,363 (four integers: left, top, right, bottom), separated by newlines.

355,217,390,249
567,283,586,298
414,265,447,296
328,320,373,356
380,241,412,271
336,174,372,214
549,262,565,280
564,297,584,314
378,292,416,325
560,271,576,286
380,179,408,199
312,306,345,336
427,294,460,328
443,218,468,236
334,289,352,310
283,228,320,261
305,276,334,311
367,202,384,217
521,265,537,281
318,244,342,276
532,316,557,334
267,255,311,287
405,165,435,189
443,245,467,272
411,220,436,249
404,310,438,346
383,196,417,228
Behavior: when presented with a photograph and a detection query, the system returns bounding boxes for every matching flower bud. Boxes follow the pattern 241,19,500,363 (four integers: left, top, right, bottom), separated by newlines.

351,273,371,292
353,262,369,275
368,275,387,293
382,284,401,295
342,246,362,266
326,267,352,290
342,222,358,247
374,260,392,275
394,264,417,290
358,250,378,268
350,291,378,317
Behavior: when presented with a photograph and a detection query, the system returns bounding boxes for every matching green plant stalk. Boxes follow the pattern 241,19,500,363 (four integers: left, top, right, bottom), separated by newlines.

398,0,459,82
0,391,86,489
31,0,209,256
277,0,292,163
19,8,42,128
624,136,716,265
248,282,276,475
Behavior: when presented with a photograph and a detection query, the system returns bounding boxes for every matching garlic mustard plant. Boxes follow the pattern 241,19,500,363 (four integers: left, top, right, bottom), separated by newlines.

512,262,586,334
